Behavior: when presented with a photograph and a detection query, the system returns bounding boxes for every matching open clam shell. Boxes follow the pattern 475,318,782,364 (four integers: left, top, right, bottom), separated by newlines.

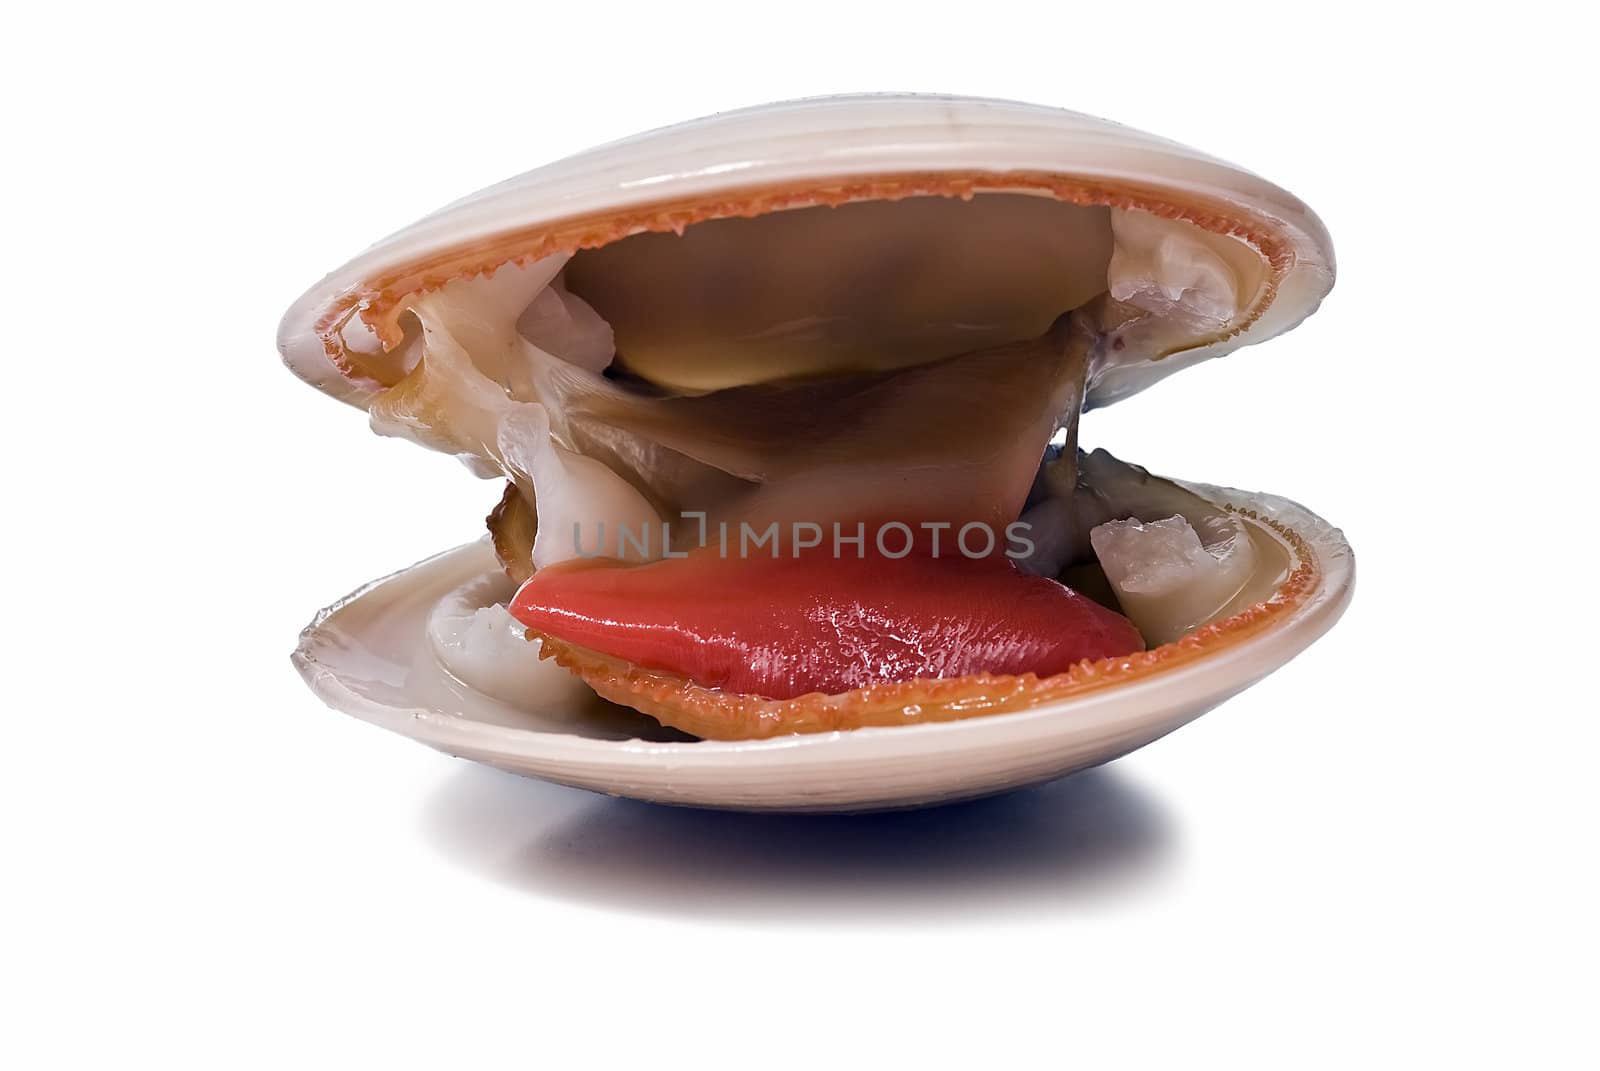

281,94,1350,808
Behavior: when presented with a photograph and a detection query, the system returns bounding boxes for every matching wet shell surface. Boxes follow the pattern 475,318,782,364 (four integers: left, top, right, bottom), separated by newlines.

282,94,1349,809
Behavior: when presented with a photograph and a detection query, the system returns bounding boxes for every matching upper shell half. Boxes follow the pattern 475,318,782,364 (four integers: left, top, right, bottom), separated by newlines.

278,94,1334,411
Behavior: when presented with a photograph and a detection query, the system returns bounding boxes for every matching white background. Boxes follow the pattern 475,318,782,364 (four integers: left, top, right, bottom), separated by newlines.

4,2,1595,1067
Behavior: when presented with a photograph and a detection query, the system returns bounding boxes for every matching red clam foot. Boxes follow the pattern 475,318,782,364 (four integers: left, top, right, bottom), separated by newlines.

508,546,1146,736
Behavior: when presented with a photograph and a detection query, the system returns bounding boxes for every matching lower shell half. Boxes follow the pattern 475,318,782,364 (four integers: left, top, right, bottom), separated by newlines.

291,480,1352,812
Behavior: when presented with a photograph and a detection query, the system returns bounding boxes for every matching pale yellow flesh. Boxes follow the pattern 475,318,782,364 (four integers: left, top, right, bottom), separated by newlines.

562,194,1114,392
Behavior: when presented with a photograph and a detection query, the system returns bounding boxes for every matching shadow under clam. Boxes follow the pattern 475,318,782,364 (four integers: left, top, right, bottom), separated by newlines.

419,761,1180,923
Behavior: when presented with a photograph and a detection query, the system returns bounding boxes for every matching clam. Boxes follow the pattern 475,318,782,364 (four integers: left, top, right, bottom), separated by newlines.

284,95,1351,810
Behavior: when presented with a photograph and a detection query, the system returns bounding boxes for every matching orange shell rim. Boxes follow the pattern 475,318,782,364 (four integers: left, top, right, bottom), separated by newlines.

312,169,1293,392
